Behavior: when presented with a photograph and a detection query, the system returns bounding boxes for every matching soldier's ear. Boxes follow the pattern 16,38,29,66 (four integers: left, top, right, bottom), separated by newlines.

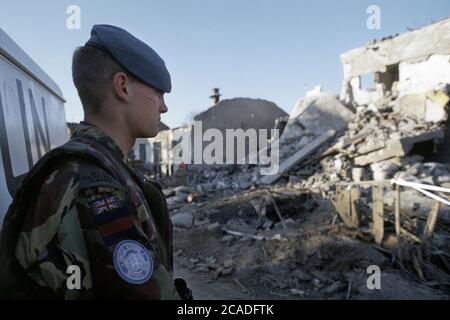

112,72,131,102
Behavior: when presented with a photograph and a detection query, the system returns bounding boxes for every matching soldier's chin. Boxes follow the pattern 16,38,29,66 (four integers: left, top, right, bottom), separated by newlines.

145,127,158,138
136,127,156,139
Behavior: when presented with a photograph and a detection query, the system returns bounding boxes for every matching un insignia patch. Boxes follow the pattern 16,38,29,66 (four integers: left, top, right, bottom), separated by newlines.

113,240,153,285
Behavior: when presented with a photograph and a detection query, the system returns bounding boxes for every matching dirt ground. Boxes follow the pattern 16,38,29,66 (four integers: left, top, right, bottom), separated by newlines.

171,188,449,300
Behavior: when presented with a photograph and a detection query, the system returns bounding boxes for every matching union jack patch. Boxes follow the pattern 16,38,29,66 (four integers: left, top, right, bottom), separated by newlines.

90,194,122,215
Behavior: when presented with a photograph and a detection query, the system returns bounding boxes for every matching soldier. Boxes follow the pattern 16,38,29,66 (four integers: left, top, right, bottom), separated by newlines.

0,25,191,299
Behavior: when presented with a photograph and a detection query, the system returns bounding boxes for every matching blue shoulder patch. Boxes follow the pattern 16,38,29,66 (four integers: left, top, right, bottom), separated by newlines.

113,240,153,285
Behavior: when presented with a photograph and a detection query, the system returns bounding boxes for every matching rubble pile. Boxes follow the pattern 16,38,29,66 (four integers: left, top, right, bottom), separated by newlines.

139,19,450,299
161,164,257,209
289,103,446,193
272,89,450,288
171,187,448,299
153,88,450,298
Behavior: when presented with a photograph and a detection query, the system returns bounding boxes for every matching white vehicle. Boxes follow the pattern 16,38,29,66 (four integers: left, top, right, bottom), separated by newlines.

0,28,68,227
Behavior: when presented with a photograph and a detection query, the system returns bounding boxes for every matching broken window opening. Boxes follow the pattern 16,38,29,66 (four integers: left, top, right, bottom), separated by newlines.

360,72,375,91
376,63,399,93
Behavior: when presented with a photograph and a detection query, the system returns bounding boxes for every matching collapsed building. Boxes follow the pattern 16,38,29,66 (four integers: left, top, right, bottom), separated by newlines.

340,18,450,110
339,17,450,163
133,18,450,299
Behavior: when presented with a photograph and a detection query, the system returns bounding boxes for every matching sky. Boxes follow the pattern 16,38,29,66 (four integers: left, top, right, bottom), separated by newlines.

0,0,449,128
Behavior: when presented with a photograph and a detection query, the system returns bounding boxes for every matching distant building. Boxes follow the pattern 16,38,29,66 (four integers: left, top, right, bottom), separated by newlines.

131,89,288,175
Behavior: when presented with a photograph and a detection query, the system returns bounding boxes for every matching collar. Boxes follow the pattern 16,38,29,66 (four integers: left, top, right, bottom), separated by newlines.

71,121,128,163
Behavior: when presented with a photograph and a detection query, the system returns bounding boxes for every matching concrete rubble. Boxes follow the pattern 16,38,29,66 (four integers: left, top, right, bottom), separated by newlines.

134,19,450,299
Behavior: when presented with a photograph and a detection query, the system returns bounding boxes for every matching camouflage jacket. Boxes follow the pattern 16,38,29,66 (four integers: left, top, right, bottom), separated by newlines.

0,122,180,300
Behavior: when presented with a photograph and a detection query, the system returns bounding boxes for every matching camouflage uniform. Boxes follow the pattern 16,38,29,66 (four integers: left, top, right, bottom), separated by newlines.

0,122,181,299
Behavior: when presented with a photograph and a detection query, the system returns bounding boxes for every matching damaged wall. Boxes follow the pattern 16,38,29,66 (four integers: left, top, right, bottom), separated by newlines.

398,54,450,96
340,18,450,108
340,18,450,79
343,77,383,106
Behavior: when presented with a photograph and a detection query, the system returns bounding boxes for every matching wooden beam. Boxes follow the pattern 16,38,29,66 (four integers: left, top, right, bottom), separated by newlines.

395,184,403,261
422,201,441,241
350,187,361,227
372,186,384,244
331,185,360,229
395,184,401,237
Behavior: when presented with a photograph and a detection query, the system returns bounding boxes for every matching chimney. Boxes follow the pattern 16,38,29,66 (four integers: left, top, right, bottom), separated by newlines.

209,88,221,107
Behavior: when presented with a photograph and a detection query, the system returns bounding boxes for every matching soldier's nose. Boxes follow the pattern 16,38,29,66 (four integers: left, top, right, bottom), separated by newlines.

160,103,168,114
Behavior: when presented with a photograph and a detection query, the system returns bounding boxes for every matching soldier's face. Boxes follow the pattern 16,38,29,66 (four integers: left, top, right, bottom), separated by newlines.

128,81,168,138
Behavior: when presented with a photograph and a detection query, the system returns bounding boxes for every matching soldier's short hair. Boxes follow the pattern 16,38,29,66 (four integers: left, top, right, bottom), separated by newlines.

72,46,134,113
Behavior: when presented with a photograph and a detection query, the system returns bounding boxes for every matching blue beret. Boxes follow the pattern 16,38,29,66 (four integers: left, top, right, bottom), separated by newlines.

85,24,171,93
